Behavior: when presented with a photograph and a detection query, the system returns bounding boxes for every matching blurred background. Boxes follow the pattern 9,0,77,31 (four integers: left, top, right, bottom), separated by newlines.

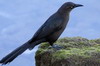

0,0,100,66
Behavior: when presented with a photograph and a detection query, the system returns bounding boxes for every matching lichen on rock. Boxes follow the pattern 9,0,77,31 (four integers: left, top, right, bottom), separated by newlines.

35,37,100,66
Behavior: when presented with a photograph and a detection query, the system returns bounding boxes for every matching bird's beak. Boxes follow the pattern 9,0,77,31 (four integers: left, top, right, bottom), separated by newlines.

75,4,83,7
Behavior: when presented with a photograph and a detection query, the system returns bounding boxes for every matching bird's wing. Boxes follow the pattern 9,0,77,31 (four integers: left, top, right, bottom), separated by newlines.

32,15,63,40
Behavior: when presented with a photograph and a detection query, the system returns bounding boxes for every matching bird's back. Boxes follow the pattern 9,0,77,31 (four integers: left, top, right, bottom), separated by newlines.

45,12,69,44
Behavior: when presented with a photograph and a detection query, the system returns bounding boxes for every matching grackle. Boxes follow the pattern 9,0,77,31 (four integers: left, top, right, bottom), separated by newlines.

0,2,83,65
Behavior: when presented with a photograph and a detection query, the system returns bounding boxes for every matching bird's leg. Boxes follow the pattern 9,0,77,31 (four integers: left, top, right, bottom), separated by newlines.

52,44,64,50
49,44,64,50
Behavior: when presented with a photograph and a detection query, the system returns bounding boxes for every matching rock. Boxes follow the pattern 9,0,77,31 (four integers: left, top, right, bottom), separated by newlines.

35,37,100,66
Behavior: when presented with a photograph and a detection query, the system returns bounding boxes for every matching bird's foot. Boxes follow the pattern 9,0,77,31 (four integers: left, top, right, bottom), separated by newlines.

49,44,63,50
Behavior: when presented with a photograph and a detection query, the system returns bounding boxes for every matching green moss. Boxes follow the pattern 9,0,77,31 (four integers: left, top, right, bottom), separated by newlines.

36,37,100,62
52,50,73,60
39,42,50,49
56,37,93,49
36,48,44,56
36,43,54,56
90,39,100,44
52,46,100,61
57,37,88,43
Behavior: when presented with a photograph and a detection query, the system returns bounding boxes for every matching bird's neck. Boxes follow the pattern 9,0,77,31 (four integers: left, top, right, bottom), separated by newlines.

57,9,70,19
57,10,70,20
58,7,71,14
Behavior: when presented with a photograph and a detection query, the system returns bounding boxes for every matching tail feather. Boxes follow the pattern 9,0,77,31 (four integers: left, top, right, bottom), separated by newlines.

0,43,30,65
0,39,46,65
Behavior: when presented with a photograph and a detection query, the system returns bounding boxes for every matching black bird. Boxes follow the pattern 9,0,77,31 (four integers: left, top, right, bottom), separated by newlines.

0,2,83,65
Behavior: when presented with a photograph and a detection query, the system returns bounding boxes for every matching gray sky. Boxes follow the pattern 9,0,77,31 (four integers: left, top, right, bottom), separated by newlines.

0,0,100,66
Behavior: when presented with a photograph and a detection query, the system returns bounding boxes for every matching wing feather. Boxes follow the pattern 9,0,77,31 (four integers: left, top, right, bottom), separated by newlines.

32,13,63,40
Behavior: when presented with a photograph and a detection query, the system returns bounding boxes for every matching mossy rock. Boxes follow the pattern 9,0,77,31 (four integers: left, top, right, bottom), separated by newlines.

35,37,100,66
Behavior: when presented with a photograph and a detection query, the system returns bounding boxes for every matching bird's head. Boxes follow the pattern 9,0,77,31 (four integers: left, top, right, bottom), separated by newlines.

58,2,83,14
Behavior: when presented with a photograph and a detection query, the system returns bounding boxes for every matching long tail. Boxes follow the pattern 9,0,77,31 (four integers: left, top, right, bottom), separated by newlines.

0,39,46,65
0,42,32,65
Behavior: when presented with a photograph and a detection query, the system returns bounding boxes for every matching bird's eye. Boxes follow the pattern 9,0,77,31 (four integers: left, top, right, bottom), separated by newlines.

70,6,73,8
